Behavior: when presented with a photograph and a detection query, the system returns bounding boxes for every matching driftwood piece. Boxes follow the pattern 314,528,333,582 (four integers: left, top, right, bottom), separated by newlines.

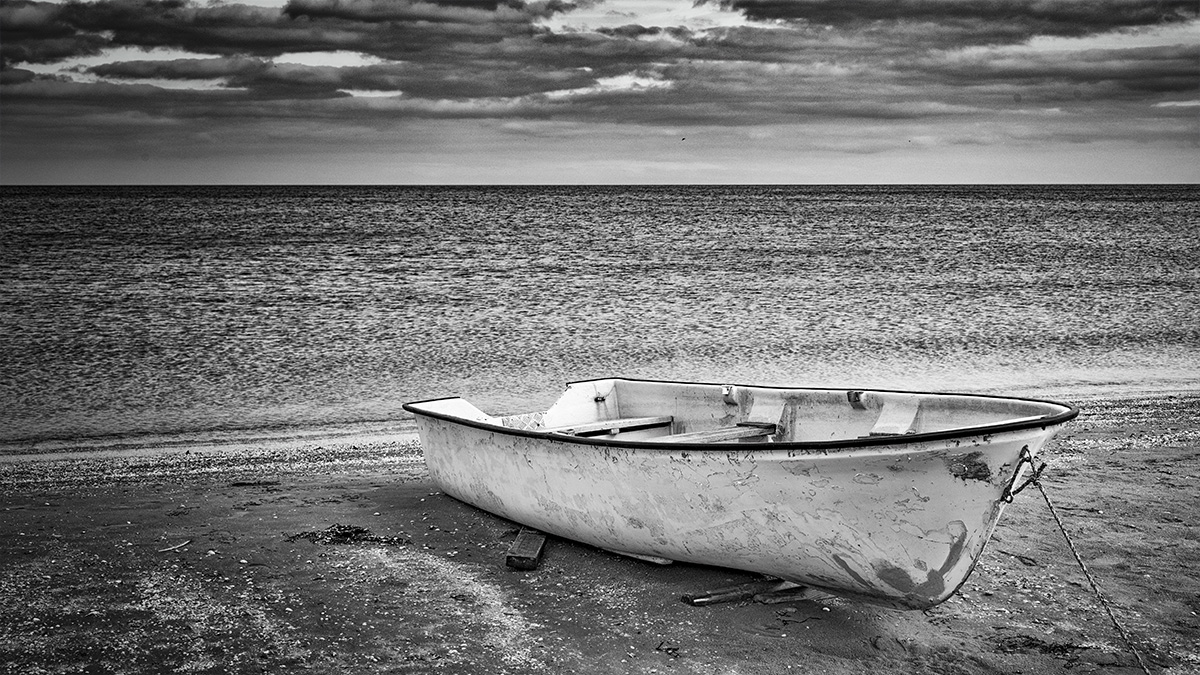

157,539,192,552
682,579,806,606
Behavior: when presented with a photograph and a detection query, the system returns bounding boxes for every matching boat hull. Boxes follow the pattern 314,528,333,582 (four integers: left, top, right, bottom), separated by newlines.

406,379,1075,609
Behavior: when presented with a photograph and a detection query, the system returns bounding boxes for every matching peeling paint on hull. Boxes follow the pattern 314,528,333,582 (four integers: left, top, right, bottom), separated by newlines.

405,378,1077,610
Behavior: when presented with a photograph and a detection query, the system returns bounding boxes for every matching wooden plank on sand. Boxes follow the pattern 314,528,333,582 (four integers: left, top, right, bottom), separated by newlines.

506,529,546,570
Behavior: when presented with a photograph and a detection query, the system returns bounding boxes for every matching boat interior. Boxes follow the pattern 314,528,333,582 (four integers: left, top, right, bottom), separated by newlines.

414,378,1069,444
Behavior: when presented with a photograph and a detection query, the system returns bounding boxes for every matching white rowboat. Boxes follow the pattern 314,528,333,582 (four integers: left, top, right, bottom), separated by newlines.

403,377,1078,609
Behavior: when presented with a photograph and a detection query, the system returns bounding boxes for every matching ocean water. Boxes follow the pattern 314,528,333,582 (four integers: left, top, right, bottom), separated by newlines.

2,185,1197,447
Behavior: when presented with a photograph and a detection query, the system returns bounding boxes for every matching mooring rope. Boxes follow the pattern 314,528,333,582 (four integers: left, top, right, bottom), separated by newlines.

1025,466,1155,675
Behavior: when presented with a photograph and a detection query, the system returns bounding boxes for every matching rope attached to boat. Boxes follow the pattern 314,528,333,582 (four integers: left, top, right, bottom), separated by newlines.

1005,446,1154,675
1000,447,1045,503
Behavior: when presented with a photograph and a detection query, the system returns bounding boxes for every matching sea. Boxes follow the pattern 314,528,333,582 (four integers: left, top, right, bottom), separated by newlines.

2,185,1198,450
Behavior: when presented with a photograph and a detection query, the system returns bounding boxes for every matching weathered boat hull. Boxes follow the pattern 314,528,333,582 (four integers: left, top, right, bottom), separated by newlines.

404,378,1077,609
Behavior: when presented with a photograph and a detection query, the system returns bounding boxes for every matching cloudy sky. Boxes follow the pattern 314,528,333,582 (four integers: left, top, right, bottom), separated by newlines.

1,0,1197,184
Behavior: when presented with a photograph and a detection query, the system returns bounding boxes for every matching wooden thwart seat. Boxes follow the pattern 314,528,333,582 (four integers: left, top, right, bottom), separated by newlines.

661,422,777,444
869,400,920,436
545,415,673,437
545,417,777,443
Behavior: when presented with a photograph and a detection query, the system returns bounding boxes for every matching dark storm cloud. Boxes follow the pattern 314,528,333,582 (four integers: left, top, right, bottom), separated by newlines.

280,0,556,24
0,1,109,63
0,66,38,83
88,56,358,97
0,0,1196,165
908,44,1200,98
81,53,595,98
2,0,1194,86
7,0,1186,68
708,0,1200,54
721,0,1196,36
87,55,267,79
0,0,566,68
1,0,293,65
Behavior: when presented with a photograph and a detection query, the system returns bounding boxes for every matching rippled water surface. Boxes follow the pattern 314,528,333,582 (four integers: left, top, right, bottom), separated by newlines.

2,185,1197,444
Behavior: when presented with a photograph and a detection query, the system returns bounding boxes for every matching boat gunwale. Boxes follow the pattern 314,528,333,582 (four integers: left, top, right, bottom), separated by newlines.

402,377,1079,451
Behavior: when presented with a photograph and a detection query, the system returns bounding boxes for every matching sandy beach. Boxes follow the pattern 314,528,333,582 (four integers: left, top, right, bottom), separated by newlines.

2,392,1197,674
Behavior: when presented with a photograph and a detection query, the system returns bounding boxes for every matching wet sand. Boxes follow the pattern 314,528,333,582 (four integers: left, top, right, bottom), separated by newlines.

2,393,1198,674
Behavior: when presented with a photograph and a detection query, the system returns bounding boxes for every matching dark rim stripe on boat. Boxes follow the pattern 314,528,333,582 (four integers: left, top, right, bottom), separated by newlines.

401,377,1080,451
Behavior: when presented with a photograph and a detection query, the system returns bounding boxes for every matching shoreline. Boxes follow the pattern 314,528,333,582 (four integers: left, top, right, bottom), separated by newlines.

1,391,1198,673
4,386,1196,461
0,419,422,462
